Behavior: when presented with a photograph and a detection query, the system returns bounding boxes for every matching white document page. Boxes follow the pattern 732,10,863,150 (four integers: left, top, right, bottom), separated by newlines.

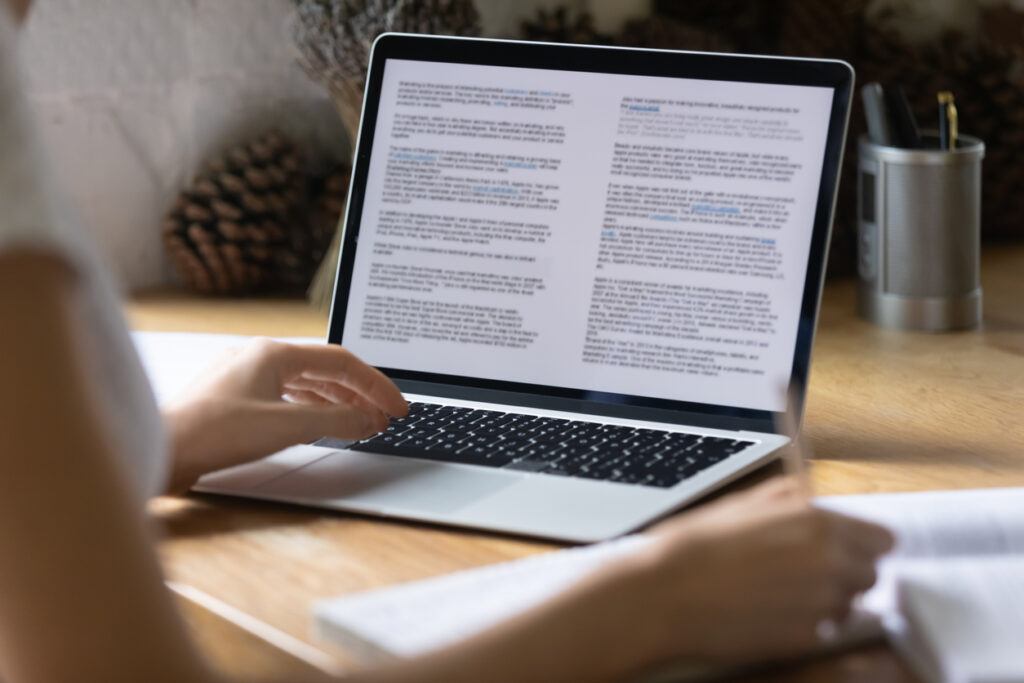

818,487,1024,558
132,332,321,404
342,59,835,412
819,487,1024,626
894,557,1024,683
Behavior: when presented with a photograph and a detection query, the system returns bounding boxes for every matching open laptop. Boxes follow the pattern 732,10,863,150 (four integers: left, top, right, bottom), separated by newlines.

196,34,853,543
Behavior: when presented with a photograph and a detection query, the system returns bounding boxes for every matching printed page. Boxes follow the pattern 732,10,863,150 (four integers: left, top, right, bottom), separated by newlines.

817,487,1024,558
132,332,322,404
819,488,1024,642
342,59,834,411
893,557,1024,683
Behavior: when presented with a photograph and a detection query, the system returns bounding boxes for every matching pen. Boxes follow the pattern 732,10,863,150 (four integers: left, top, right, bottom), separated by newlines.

938,91,958,150
886,85,922,149
861,82,894,146
775,381,813,497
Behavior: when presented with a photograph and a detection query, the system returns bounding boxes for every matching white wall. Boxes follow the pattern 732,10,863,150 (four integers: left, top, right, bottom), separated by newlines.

19,0,649,290
20,0,346,289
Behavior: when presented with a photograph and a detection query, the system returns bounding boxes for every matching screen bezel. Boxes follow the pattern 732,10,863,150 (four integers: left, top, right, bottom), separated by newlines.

327,34,853,434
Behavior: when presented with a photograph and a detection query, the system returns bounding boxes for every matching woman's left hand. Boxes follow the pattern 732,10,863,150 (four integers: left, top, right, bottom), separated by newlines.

162,339,408,493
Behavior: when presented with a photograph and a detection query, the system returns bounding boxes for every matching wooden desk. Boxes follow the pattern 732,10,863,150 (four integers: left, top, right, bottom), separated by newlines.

129,245,1024,682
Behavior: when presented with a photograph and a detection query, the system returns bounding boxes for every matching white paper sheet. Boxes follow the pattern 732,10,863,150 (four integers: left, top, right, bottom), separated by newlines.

131,331,321,404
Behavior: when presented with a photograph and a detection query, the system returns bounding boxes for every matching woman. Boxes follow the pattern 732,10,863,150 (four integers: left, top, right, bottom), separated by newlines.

0,1,893,681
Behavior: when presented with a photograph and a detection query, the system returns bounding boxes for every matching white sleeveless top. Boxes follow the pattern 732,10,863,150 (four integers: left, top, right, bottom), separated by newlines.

0,8,167,499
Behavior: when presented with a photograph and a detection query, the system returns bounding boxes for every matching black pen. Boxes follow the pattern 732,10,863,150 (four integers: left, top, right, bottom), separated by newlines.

886,85,922,149
938,91,958,150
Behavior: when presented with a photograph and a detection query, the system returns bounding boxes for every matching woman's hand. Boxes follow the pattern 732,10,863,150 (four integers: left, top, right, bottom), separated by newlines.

162,339,407,493
360,477,895,683
612,478,895,669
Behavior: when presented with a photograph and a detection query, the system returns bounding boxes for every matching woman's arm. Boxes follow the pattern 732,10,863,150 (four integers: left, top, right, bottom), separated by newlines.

0,252,215,683
345,478,893,683
0,252,891,683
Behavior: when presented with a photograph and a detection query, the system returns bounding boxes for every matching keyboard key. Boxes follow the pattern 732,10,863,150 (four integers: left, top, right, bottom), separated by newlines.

505,460,549,473
345,404,755,488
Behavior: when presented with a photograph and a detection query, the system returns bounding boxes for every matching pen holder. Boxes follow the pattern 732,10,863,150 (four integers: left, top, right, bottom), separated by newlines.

857,134,985,331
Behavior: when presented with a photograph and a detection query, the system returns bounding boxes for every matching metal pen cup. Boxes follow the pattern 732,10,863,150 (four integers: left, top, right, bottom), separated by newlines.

857,134,985,331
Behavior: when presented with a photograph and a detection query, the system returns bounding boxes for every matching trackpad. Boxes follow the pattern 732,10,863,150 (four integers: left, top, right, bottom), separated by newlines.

256,451,518,515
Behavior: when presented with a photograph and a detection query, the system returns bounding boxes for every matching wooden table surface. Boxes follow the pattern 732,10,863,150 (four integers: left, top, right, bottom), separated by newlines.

129,245,1024,682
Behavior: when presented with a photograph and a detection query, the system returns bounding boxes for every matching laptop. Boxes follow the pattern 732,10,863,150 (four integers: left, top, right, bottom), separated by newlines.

196,34,853,543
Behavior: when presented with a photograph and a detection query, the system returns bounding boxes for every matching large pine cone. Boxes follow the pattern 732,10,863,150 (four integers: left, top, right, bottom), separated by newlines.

308,163,352,270
163,131,310,295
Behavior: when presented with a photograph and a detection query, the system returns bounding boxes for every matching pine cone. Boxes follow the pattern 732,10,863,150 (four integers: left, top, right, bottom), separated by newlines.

308,163,352,269
520,6,611,45
272,166,349,295
163,131,309,295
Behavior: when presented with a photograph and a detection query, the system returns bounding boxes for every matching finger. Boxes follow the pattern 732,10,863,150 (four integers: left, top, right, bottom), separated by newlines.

821,539,881,595
296,402,389,441
283,389,332,406
840,556,879,595
274,344,408,418
291,380,390,425
769,600,843,655
827,513,896,558
202,401,389,473
748,476,805,502
701,475,803,517
828,603,852,628
268,401,388,444
805,579,855,626
287,377,379,413
286,377,358,404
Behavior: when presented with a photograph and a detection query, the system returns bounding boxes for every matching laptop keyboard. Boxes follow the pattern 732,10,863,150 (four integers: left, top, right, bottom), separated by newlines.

341,402,755,489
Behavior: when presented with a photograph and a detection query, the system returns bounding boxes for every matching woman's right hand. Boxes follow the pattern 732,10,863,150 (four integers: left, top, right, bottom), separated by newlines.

618,477,895,668
352,477,894,683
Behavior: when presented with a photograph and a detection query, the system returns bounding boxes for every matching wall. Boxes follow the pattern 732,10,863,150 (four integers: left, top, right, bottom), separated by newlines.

18,0,650,290
20,0,346,289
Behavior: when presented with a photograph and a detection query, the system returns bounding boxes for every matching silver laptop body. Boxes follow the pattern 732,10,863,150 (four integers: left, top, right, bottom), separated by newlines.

196,35,853,543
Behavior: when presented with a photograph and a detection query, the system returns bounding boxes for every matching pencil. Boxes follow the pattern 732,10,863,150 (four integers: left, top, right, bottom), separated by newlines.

774,382,813,496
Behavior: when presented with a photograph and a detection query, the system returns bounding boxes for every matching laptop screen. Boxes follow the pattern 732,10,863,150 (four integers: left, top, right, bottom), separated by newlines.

339,55,836,414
